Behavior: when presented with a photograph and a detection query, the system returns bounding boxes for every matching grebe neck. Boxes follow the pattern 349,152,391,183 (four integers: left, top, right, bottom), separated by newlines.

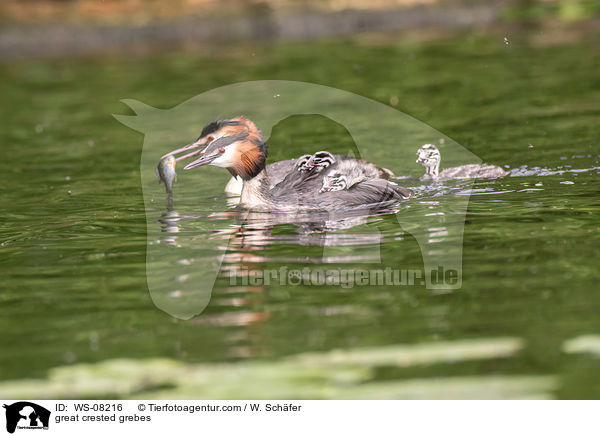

240,168,274,209
426,159,440,177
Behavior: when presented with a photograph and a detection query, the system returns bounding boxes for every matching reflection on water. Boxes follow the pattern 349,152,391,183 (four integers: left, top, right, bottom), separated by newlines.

157,209,181,246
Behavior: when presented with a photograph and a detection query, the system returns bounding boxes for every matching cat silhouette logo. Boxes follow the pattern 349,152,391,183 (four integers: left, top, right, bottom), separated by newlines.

3,402,50,434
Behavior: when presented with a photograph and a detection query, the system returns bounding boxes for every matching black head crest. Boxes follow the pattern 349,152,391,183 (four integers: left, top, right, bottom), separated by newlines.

198,119,221,140
198,118,249,140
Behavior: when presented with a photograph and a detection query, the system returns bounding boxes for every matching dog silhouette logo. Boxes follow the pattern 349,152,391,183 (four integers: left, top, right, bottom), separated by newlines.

3,402,50,434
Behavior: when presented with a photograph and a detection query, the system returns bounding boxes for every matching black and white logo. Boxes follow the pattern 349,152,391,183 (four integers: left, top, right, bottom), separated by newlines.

3,402,50,434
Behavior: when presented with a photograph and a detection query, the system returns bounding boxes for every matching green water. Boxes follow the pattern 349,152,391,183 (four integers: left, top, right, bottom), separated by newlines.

1,30,599,399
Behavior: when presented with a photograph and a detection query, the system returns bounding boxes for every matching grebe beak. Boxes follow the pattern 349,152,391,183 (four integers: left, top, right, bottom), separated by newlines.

161,141,206,161
181,132,248,170
183,152,219,170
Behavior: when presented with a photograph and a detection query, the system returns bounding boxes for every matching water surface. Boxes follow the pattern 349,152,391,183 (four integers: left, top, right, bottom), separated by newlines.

0,30,599,398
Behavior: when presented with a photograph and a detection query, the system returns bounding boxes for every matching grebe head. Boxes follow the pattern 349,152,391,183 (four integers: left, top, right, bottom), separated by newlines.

309,151,336,171
319,167,368,193
320,171,348,192
296,151,336,173
295,154,313,172
164,116,267,180
416,143,441,177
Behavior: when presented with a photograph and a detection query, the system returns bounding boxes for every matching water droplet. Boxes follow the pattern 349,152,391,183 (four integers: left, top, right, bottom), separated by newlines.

89,332,100,351
63,351,77,363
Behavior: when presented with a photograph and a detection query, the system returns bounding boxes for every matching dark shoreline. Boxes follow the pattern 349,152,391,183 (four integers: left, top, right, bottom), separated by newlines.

0,4,500,60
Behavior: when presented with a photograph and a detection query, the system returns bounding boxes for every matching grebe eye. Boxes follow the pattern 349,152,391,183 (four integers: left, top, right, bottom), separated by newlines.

207,136,214,143
219,148,225,154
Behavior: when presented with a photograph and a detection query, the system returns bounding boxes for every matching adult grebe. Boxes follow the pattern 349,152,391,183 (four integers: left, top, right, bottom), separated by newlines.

416,144,507,180
162,116,411,211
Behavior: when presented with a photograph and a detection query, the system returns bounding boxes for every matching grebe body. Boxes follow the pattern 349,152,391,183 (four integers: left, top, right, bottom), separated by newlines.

225,152,395,196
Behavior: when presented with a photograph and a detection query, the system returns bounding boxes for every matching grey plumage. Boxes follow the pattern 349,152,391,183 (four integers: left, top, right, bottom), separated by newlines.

266,152,410,210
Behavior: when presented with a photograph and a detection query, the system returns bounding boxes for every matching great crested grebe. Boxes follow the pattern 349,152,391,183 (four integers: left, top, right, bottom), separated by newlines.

416,143,507,180
162,116,411,211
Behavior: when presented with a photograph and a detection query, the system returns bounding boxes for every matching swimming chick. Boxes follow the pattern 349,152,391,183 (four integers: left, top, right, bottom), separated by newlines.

161,116,411,211
416,143,507,180
156,154,177,194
